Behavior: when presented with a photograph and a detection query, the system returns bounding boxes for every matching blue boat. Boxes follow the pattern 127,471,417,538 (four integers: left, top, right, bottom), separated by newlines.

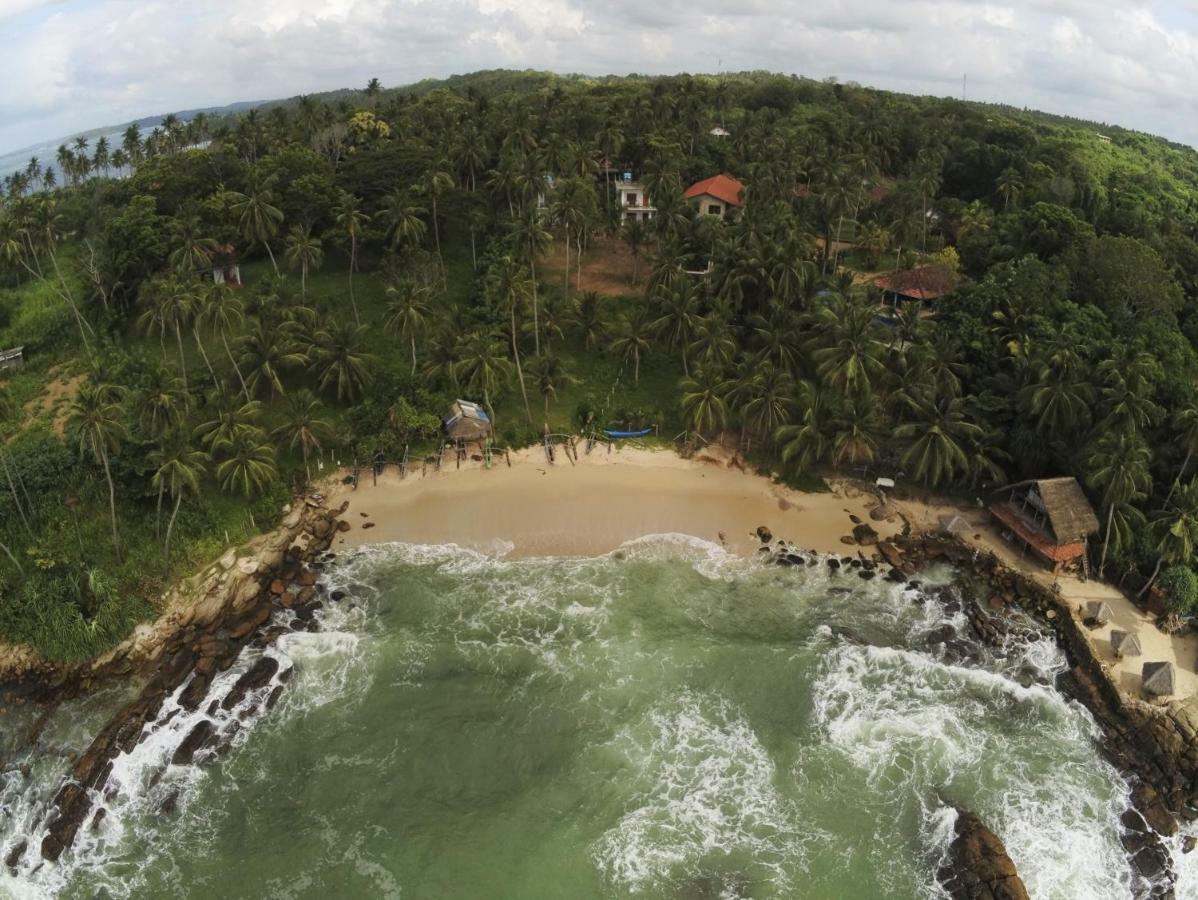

604,428,652,439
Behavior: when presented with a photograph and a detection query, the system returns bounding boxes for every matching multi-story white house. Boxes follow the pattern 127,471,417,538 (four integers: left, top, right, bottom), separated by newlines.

617,173,656,224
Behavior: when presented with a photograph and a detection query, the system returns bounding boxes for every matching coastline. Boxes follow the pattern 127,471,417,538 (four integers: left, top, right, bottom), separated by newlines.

325,443,908,559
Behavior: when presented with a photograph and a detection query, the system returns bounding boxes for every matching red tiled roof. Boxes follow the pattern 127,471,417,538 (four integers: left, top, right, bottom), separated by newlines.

685,174,744,208
989,504,1087,563
873,265,956,301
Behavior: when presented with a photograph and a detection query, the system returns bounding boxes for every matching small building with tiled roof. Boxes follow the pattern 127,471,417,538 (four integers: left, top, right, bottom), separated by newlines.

874,264,957,319
684,174,744,219
988,477,1100,574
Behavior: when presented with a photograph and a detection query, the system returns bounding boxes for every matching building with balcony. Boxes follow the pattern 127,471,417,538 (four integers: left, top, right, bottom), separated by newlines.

617,173,655,224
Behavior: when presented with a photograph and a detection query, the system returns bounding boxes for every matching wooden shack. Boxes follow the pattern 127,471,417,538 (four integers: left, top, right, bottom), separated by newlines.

988,477,1099,574
0,347,24,373
443,399,493,444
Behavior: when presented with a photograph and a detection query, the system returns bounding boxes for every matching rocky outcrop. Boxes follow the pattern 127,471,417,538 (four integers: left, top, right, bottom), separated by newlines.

937,808,1029,900
902,534,1185,898
21,497,347,866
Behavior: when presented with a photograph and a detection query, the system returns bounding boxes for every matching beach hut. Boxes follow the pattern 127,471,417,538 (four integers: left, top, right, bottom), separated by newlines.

1142,661,1175,697
1110,630,1142,659
443,399,493,444
938,514,971,536
987,478,1099,575
1084,601,1114,626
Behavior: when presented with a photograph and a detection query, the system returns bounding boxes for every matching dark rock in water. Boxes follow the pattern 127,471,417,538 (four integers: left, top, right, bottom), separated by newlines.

786,554,805,566
774,555,797,567
841,556,854,566
857,569,876,580
265,685,285,711
171,720,216,766
757,546,771,554
756,526,773,543
852,523,880,546
849,514,863,525
839,535,857,545
830,625,866,644
159,790,179,815
887,567,907,583
827,558,841,571
41,782,92,862
1184,835,1197,854
90,807,106,832
907,580,922,590
5,838,27,868
330,590,346,602
937,807,1029,900
849,558,862,568
221,657,280,712
178,672,213,712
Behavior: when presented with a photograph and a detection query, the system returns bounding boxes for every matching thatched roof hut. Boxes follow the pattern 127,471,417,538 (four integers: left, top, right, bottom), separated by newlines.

1085,601,1114,626
443,399,493,443
988,477,1099,573
1143,661,1175,697
1110,630,1142,658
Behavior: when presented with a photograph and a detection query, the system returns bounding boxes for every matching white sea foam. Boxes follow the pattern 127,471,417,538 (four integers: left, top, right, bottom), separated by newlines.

592,691,817,896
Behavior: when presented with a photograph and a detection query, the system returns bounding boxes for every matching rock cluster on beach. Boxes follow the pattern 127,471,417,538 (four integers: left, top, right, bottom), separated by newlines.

3,497,348,868
936,807,1029,900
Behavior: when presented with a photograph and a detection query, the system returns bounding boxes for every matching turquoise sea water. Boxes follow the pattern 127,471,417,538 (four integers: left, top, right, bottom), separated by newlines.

1,536,1191,898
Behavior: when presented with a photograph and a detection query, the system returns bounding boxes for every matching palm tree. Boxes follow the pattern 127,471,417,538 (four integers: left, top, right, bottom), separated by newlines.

67,382,127,560
1167,402,1198,505
238,320,304,399
284,224,323,299
486,255,534,422
214,431,278,497
608,307,655,385
570,290,606,350
227,173,285,275
894,393,981,488
623,219,647,284
454,330,512,427
416,166,455,279
199,286,252,401
312,320,376,402
149,436,207,576
137,279,194,387
272,389,334,483
1140,480,1198,599
738,364,796,443
333,192,370,324
384,279,432,375
168,215,217,273
679,368,731,436
135,368,191,440
509,210,552,355
194,393,264,452
776,381,831,473
810,295,886,400
651,279,701,376
996,167,1023,211
1085,431,1152,578
380,192,427,251
528,353,574,418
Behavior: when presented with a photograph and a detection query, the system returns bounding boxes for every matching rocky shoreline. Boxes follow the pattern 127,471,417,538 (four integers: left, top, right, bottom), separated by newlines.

936,807,1030,900
893,533,1191,899
1,494,349,870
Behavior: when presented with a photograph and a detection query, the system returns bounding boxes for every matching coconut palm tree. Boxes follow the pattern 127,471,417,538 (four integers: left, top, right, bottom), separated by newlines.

1140,480,1198,599
416,165,455,279
894,392,982,488
135,368,191,441
332,192,370,324
149,436,207,576
528,353,574,418
168,214,217,273
609,307,655,385
775,381,831,473
651,279,701,376
809,295,886,400
679,367,731,436
508,210,552,355
312,320,376,402
1166,402,1198,505
380,192,427,251
384,279,431,376
193,393,264,452
454,330,512,427
570,290,606,351
737,363,796,444
1085,430,1152,578
214,431,277,497
199,286,252,401
486,255,534,422
688,312,738,374
67,381,127,560
996,167,1023,211
284,224,323,299
272,389,334,483
237,320,305,399
226,172,285,275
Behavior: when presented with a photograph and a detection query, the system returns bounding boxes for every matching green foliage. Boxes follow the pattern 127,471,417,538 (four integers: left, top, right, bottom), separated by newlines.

1159,566,1198,617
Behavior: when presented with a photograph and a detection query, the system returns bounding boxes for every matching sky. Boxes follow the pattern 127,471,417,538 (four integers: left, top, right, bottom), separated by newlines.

3,0,1198,156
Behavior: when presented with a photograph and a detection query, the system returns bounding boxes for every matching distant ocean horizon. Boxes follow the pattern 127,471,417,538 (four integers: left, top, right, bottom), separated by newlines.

0,127,130,183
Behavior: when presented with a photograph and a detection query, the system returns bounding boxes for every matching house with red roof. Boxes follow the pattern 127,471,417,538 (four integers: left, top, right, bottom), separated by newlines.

684,174,744,219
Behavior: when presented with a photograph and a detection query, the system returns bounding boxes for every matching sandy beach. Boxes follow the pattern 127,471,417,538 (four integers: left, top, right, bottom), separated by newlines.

326,443,899,559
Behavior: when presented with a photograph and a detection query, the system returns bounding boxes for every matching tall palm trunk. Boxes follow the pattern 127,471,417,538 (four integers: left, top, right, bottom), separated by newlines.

174,323,189,390
220,331,251,402
1166,448,1193,505
100,445,121,562
0,539,22,575
264,240,280,276
348,236,361,325
564,222,571,304
432,196,445,286
529,248,541,358
1099,504,1114,579
510,309,532,423
155,481,165,541
1139,556,1165,600
163,491,182,578
193,326,217,384
410,336,418,377
301,262,307,299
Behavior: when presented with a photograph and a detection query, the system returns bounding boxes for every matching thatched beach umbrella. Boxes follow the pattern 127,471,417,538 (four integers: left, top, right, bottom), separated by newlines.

1110,630,1142,658
1142,661,1175,697
938,514,971,536
1084,601,1114,626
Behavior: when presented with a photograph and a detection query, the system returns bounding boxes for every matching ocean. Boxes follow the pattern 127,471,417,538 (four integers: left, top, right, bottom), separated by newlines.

1,536,1194,898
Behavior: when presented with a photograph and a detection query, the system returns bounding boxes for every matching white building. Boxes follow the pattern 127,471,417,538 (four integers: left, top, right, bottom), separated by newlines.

617,173,656,224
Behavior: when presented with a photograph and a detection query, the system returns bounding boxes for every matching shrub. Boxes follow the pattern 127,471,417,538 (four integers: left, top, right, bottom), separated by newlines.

1159,566,1198,617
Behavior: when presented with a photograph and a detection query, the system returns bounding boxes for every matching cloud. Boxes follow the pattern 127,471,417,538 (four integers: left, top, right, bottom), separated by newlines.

3,0,1198,155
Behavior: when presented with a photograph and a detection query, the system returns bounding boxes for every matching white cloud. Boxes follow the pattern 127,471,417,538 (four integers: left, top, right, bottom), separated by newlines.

3,0,1198,154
